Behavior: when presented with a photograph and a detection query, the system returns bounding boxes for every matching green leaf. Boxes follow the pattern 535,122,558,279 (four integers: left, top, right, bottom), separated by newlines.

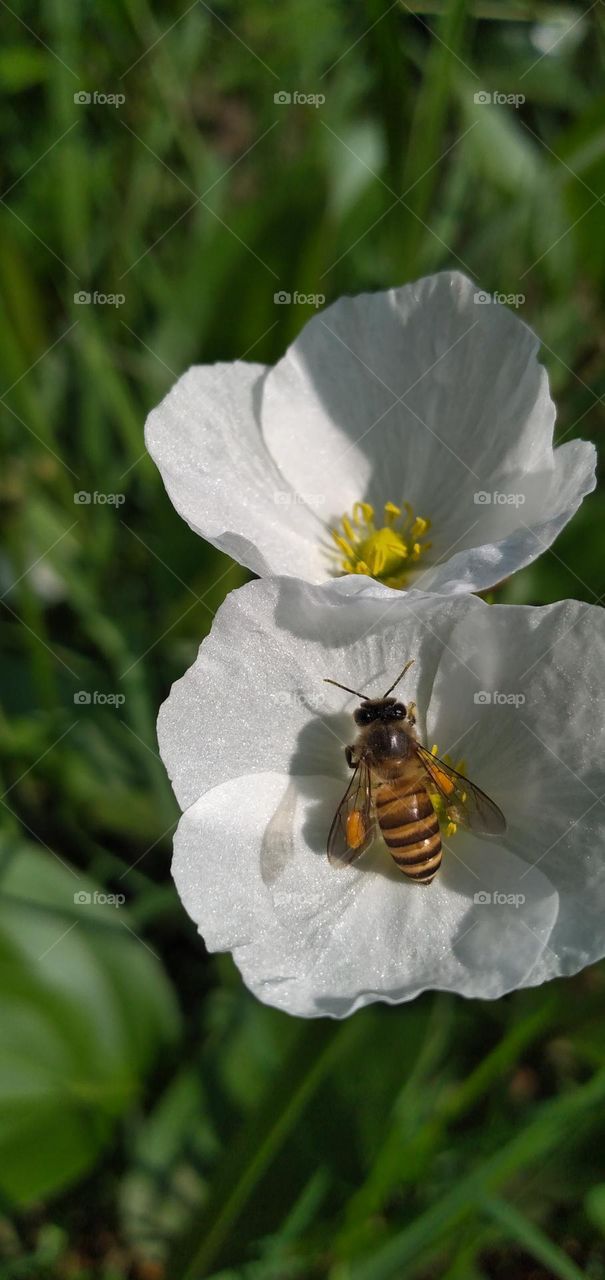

0,47,49,91
482,1195,587,1280
0,837,181,1203
345,1062,605,1280
585,1183,605,1234
119,1066,217,1262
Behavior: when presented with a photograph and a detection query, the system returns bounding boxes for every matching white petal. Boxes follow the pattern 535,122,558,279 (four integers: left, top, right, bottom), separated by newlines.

261,272,595,589
158,577,470,810
173,772,559,1018
162,578,605,1010
157,577,359,810
413,438,596,594
145,362,326,579
426,596,605,981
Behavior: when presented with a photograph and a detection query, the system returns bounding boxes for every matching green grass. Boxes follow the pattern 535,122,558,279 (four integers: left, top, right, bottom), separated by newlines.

1,0,605,1275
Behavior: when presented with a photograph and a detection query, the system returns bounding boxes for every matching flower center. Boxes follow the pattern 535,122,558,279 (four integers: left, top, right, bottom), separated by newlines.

330,501,432,588
427,745,466,839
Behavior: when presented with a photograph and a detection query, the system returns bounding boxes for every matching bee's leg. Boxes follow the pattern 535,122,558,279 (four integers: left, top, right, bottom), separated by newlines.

345,746,357,769
406,702,417,727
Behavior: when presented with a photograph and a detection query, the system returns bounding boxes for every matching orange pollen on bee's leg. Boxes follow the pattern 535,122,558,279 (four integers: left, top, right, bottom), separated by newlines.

346,810,368,849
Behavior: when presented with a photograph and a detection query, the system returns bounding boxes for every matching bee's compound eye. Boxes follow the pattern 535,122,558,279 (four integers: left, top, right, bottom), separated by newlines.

354,707,372,725
393,704,406,718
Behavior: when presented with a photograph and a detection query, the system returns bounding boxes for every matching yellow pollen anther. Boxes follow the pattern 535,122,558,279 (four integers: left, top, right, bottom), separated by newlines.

329,496,432,589
411,516,429,539
353,501,374,526
384,501,401,524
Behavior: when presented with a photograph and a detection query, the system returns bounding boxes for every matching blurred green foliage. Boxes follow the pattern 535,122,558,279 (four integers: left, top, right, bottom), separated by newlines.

1,0,604,1276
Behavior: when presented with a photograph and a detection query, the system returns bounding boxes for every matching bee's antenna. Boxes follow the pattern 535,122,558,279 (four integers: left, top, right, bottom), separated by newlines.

323,677,366,699
382,658,415,699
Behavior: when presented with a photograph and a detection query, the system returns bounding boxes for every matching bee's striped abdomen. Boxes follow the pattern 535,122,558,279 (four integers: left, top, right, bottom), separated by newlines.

374,772,441,884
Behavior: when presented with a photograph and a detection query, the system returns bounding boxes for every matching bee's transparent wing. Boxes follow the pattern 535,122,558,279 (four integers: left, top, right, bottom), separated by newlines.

327,762,377,869
415,743,506,836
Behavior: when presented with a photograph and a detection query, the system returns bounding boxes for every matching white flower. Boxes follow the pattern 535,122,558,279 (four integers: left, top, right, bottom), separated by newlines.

146,271,594,594
159,576,605,1018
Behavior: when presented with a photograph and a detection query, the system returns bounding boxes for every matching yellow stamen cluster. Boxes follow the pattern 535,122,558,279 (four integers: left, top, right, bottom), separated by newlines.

330,500,432,589
428,744,466,840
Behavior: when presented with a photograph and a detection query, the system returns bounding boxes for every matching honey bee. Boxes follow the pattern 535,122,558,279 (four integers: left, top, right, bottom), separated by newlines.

326,661,505,884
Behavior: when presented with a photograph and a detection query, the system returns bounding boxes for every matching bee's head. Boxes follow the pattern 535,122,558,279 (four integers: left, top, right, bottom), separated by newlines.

354,697,406,726
324,660,414,722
